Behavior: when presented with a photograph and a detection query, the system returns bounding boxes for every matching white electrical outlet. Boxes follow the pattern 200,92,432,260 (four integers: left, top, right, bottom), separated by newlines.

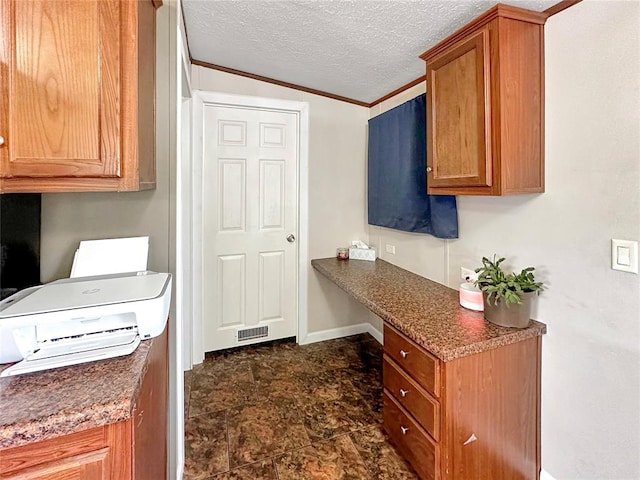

461,267,477,283
612,239,638,273
385,244,396,255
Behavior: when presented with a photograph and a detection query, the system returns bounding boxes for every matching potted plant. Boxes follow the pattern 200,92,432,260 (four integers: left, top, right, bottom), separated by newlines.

474,255,544,328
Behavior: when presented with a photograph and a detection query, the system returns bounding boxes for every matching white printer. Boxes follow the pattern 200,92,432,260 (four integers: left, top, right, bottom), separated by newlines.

0,271,171,377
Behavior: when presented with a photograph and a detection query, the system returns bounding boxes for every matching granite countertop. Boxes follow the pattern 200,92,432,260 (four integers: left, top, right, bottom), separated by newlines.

0,338,155,449
311,257,546,362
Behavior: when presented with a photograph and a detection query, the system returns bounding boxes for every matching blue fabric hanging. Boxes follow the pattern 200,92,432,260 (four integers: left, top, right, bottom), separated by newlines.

368,94,458,239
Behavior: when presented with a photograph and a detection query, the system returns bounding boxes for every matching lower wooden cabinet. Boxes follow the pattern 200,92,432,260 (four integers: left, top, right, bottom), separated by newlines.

384,391,439,480
383,356,440,441
0,328,168,480
383,323,541,480
1,424,127,480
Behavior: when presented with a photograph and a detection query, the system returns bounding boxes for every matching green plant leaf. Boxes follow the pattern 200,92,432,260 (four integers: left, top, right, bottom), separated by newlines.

474,254,545,304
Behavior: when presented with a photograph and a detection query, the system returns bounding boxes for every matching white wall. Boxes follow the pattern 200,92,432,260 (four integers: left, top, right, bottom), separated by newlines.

369,1,640,478
190,66,373,337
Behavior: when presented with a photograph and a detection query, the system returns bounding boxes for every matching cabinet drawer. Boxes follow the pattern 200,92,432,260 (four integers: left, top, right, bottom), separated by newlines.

383,355,440,441
383,391,439,480
384,324,440,397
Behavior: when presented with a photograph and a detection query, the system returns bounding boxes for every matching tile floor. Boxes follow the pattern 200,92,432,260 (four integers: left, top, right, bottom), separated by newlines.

183,334,419,479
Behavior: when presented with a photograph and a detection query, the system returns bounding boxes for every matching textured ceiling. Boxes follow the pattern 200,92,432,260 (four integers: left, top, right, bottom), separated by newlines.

183,0,557,104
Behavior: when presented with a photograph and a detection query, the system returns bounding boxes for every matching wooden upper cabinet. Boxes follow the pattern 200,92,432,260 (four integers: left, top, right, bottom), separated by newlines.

428,28,492,190
0,0,159,193
421,4,547,196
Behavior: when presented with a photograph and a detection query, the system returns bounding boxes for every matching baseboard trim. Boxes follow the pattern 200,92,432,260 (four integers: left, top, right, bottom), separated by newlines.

540,469,556,480
365,322,383,344
300,322,383,345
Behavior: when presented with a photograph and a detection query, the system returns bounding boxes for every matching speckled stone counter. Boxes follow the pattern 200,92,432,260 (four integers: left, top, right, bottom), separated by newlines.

312,257,546,361
0,338,155,449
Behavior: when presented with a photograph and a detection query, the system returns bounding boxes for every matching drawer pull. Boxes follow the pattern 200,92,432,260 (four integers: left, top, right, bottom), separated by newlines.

463,433,478,445
400,426,409,435
400,349,409,358
400,388,409,397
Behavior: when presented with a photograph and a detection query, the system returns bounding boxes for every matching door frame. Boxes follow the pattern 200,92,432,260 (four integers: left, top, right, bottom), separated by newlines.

189,91,309,365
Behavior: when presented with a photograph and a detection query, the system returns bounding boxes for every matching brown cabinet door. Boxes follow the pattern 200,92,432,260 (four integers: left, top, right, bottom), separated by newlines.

383,392,439,480
0,427,115,480
0,0,120,179
3,448,110,480
427,28,492,189
132,327,168,480
441,337,540,480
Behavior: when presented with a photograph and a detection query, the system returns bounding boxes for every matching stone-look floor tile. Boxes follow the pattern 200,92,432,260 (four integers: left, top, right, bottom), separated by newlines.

196,358,255,377
189,362,257,417
250,353,312,381
211,337,298,361
297,368,363,404
184,370,193,415
295,368,377,440
350,425,418,479
298,388,376,442
255,375,309,404
205,340,281,363
262,343,311,366
275,434,372,480
343,333,375,344
302,337,351,351
190,359,252,391
184,334,397,480
184,410,229,480
213,459,278,479
265,337,303,355
301,342,365,372
348,368,383,422
227,400,310,468
357,393,383,424
348,341,383,372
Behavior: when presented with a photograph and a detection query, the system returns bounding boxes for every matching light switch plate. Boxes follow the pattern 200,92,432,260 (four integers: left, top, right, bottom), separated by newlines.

611,239,638,273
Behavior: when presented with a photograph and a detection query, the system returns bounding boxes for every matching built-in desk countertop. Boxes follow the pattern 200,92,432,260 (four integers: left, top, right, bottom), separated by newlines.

311,257,546,362
0,337,157,449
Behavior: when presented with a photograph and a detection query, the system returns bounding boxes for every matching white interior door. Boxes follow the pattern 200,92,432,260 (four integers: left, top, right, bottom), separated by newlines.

202,104,299,352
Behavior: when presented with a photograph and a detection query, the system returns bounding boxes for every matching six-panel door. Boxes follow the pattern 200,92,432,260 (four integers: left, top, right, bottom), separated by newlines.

202,104,299,352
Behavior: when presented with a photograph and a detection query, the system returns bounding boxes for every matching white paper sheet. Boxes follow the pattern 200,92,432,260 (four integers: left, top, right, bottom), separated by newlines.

70,236,149,278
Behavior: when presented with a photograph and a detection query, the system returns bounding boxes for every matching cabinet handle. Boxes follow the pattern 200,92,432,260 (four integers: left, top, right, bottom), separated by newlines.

0,136,5,146
426,166,432,173
400,388,409,397
400,426,409,435
400,349,409,358
463,433,478,445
